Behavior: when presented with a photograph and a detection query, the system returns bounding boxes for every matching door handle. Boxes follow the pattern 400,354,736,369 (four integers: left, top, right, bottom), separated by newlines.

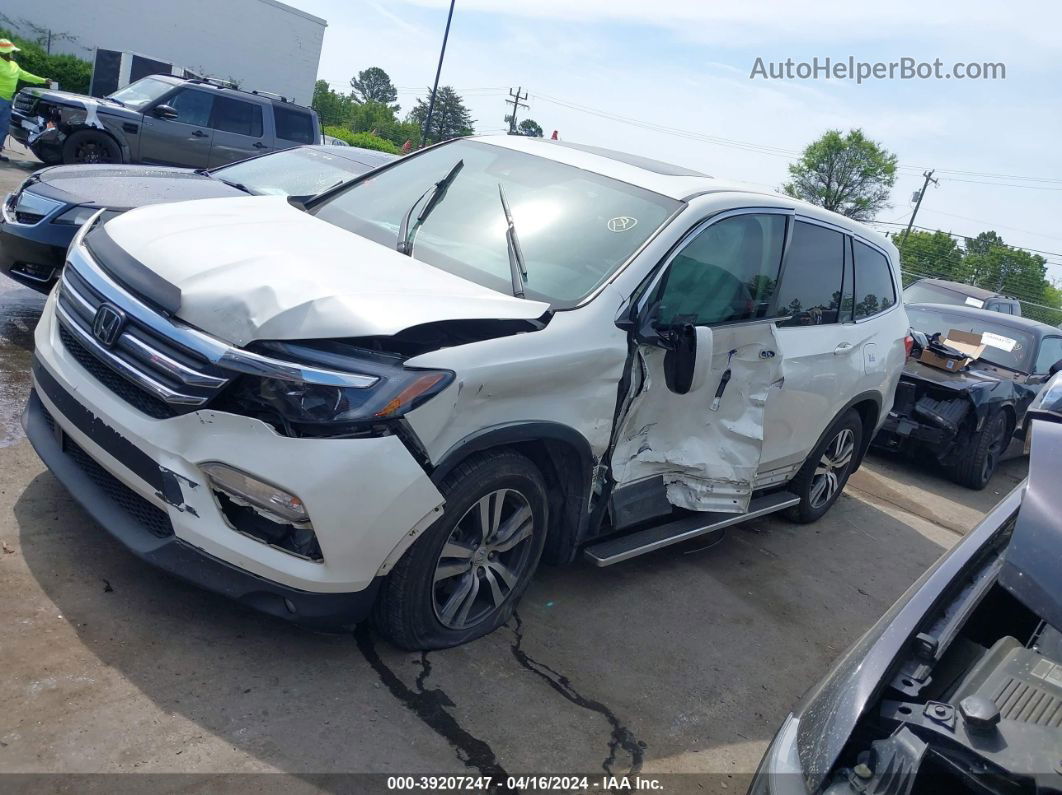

834,342,854,355
253,142,267,149
191,130,207,138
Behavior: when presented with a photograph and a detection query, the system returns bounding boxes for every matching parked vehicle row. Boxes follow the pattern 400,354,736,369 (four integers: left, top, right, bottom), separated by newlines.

17,134,910,648
0,144,395,291
8,75,321,168
873,302,1062,488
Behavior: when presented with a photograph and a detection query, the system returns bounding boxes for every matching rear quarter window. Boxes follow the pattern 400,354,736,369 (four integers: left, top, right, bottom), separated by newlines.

853,240,896,319
274,106,315,144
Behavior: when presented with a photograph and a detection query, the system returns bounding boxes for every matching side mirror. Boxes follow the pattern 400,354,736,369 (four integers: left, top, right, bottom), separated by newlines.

663,324,713,395
1050,359,1062,376
152,104,178,119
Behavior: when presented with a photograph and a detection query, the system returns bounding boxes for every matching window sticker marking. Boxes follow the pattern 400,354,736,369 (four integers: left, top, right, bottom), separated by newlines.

608,216,638,232
965,296,986,308
982,331,1017,352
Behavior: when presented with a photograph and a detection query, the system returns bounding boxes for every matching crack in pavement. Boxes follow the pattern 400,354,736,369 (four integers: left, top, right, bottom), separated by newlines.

354,625,514,790
508,611,645,777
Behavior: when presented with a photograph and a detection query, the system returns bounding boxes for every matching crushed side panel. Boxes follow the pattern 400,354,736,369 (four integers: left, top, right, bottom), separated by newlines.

610,322,784,514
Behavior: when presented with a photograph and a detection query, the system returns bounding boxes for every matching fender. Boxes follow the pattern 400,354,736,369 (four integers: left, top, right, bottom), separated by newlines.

825,390,883,470
430,421,597,564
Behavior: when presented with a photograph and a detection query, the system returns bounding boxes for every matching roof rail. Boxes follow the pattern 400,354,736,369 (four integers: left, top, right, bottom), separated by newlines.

251,89,290,103
187,76,238,90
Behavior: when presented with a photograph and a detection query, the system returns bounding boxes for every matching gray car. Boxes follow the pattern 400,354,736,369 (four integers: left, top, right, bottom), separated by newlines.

8,75,321,169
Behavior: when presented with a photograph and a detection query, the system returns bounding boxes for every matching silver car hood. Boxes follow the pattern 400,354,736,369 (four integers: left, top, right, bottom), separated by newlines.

101,196,548,346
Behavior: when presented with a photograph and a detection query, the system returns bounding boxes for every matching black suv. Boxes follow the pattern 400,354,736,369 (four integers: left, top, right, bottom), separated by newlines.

9,75,321,168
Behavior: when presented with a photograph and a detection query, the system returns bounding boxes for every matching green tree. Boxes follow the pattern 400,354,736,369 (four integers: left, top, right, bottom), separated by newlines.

897,229,966,283
311,79,357,127
516,118,543,137
0,25,90,93
965,230,1005,258
408,86,475,144
965,243,1047,302
350,67,398,110
783,129,898,220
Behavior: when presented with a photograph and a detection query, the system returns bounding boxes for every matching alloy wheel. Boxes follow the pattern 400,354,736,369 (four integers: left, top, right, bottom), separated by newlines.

810,428,856,509
981,420,1006,484
432,488,536,630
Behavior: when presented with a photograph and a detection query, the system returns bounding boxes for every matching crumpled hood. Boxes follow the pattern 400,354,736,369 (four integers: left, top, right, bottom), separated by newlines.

101,196,549,346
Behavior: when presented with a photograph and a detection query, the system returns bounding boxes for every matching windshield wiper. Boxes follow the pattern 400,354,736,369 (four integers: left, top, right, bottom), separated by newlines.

104,96,126,107
216,177,254,195
396,159,464,256
497,184,527,298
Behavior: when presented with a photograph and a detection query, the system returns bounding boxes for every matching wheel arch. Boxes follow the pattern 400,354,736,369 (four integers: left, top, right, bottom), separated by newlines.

430,422,596,565
808,392,882,476
62,125,129,163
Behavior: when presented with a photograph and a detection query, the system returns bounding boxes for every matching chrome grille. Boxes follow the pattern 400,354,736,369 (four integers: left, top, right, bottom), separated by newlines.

56,264,232,413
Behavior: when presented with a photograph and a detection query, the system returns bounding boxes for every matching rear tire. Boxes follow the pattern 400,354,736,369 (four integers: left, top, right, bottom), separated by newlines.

952,412,1007,490
62,129,122,165
785,409,863,524
373,450,548,650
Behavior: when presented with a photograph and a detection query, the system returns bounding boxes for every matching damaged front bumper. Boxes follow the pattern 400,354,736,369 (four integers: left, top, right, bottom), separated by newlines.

26,290,447,627
873,377,973,461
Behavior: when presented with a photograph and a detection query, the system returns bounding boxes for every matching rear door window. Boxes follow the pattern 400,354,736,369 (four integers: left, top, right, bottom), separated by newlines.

212,97,263,137
274,106,315,144
1035,337,1062,374
853,240,897,319
776,221,845,326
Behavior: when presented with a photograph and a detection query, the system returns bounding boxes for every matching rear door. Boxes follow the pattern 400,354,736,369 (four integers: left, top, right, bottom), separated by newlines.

610,209,790,514
760,219,856,478
208,96,268,167
139,87,214,167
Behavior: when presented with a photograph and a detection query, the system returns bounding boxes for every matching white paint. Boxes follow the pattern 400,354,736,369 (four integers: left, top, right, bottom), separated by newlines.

103,196,549,346
965,296,986,308
611,322,783,514
34,289,444,593
2,0,325,104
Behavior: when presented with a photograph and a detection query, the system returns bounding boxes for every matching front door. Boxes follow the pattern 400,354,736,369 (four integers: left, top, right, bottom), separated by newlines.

139,87,214,167
610,209,790,515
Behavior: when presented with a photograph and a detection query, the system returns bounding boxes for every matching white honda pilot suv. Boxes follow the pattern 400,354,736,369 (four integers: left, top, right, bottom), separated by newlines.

25,136,909,649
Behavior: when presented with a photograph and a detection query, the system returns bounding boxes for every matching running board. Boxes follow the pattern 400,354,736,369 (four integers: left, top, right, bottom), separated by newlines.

583,491,800,567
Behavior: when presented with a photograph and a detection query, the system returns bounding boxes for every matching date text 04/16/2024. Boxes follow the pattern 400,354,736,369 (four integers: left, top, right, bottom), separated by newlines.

386,775,665,791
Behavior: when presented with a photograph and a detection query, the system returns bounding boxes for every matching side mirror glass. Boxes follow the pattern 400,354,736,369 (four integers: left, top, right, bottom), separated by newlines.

153,104,178,119
664,324,713,395
1050,358,1062,376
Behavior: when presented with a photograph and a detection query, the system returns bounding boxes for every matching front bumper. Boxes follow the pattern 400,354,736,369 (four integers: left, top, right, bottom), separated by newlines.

27,289,446,625
23,389,381,628
0,200,69,292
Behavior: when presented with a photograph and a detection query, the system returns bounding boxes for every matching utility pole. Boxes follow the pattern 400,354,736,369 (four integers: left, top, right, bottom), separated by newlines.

505,87,529,134
901,169,938,246
421,0,456,147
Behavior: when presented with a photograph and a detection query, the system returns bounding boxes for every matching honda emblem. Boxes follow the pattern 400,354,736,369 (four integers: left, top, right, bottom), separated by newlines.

92,304,126,347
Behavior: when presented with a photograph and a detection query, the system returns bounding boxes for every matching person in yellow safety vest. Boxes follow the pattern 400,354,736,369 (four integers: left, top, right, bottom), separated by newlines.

1,38,50,162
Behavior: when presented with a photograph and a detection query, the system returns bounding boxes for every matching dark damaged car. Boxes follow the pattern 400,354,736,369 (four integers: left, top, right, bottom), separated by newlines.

874,303,1062,488
749,416,1062,795
1,145,395,292
8,74,320,168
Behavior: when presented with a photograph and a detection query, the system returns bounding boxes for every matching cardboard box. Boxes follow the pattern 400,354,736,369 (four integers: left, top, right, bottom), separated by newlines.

918,329,987,372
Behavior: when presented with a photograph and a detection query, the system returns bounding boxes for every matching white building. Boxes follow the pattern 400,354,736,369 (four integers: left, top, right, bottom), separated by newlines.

1,0,326,104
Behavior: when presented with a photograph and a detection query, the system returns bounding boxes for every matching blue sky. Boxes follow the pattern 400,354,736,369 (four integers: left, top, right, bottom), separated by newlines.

291,0,1062,279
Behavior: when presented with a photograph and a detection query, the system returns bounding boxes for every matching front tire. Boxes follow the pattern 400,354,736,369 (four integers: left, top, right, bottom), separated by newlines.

952,411,1007,490
374,450,548,650
785,409,863,524
62,129,122,164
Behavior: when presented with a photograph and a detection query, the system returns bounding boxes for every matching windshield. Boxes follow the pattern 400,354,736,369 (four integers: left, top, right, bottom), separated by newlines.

313,140,681,305
906,305,1034,371
214,147,391,197
904,280,984,308
107,77,174,110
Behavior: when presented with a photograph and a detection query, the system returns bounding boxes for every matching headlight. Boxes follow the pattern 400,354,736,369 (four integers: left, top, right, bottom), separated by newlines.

747,715,807,795
53,205,103,226
229,340,454,434
12,189,63,220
